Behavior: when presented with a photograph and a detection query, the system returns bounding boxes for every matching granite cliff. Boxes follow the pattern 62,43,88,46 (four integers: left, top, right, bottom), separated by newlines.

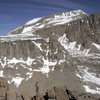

0,10,100,99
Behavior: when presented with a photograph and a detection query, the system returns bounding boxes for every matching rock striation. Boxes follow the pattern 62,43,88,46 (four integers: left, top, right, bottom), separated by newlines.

0,10,100,99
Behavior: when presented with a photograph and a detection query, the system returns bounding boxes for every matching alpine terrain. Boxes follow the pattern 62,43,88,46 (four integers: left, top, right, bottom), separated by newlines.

0,10,100,100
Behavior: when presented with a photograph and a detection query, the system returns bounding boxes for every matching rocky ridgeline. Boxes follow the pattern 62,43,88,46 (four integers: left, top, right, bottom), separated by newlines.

0,77,99,100
0,13,100,58
35,13,100,51
0,10,100,99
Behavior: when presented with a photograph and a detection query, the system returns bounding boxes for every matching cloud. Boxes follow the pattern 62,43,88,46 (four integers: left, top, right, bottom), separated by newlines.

0,2,66,14
28,0,92,11
0,0,94,15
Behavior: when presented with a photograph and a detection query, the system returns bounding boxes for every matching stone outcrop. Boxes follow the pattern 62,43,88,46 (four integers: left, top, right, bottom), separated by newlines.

0,77,31,100
0,77,9,100
54,85,70,100
0,77,99,100
33,85,78,100
21,92,32,100
0,10,100,100
7,90,17,100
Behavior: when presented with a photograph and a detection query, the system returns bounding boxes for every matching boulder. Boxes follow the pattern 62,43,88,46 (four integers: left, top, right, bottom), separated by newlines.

47,88,55,99
54,85,70,100
16,93,23,100
21,92,32,100
0,77,9,100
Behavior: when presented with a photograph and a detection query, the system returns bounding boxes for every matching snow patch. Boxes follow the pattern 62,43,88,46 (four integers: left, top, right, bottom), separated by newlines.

58,34,90,56
0,70,4,77
58,59,66,65
83,85,100,94
26,72,33,80
32,41,43,51
34,57,57,77
45,10,86,26
8,57,35,66
0,57,35,69
11,77,24,87
22,26,33,34
26,17,41,25
92,43,100,51
76,73,82,79
77,66,100,85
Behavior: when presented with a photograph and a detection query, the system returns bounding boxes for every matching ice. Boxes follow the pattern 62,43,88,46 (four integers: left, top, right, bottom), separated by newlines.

83,85,100,94
11,77,24,87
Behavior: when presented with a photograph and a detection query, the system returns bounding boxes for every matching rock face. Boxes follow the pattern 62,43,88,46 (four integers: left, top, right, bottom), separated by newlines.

0,10,100,99
7,90,17,100
0,77,9,100
33,85,99,100
0,77,86,100
54,86,70,100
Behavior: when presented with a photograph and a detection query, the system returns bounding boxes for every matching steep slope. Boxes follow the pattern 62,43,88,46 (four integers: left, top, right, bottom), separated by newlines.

6,10,87,36
0,10,100,99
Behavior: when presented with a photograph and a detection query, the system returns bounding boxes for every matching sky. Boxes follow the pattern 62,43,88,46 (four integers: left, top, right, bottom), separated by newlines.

0,0,100,36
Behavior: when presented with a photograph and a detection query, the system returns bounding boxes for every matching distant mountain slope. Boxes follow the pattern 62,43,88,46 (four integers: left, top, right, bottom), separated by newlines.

6,10,87,36
0,10,100,99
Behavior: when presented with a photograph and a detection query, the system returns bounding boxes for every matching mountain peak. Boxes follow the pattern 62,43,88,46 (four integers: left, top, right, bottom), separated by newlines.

6,10,87,37
0,9,100,99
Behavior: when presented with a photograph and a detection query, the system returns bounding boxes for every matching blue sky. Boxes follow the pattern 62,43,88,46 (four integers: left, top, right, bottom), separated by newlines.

0,0,100,35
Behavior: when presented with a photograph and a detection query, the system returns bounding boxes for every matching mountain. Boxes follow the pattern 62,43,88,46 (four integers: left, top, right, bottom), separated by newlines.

0,10,100,99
